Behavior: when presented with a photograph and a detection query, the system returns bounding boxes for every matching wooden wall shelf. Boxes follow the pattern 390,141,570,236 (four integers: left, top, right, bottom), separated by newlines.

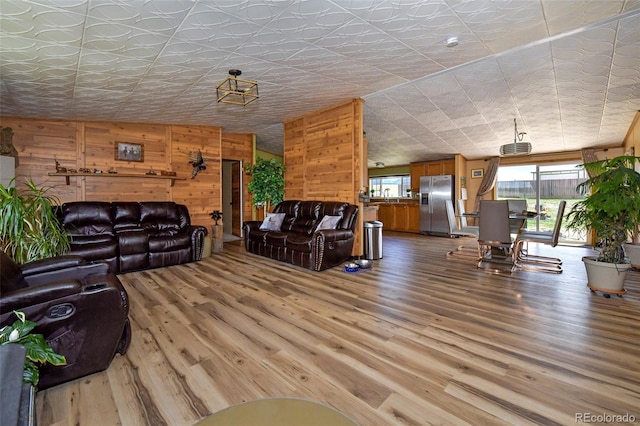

48,172,185,186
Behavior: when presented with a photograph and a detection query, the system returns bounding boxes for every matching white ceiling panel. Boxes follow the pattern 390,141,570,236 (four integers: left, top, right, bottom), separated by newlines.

0,0,639,167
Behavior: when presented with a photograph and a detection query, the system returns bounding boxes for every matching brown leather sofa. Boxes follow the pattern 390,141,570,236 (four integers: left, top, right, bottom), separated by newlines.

57,201,207,273
0,250,131,390
243,200,358,271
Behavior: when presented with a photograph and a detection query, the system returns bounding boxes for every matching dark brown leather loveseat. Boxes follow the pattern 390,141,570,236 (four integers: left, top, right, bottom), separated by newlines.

0,250,131,390
243,200,358,271
57,201,207,273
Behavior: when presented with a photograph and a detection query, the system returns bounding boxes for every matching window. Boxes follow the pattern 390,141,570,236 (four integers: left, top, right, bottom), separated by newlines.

496,162,588,243
369,175,411,198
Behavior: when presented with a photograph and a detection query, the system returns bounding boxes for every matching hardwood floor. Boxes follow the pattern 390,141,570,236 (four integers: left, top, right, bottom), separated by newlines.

36,232,640,425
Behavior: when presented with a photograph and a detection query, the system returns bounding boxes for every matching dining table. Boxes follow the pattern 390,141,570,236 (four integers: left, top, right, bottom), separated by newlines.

461,210,539,237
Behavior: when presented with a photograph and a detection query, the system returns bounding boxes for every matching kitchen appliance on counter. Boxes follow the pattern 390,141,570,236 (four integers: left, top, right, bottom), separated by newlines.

419,175,454,236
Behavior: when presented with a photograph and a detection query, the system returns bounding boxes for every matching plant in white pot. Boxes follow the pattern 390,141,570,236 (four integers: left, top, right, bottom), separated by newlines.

565,155,640,296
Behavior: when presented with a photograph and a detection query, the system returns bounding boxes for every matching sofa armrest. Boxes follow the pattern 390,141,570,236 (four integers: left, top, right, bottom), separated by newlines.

313,229,354,241
20,255,86,276
312,229,356,271
0,281,83,313
243,221,262,233
187,225,208,261
23,261,110,287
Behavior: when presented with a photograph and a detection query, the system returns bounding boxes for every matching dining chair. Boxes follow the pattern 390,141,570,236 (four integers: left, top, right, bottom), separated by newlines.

477,200,514,272
507,199,528,235
445,200,478,238
456,199,476,228
513,200,566,273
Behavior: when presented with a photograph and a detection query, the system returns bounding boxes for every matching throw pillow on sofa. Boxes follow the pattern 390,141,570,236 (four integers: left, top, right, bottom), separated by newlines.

260,213,286,231
316,215,341,230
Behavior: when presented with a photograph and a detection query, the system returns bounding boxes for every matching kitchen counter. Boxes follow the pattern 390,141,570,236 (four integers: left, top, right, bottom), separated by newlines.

363,205,379,222
367,198,419,206
368,202,420,233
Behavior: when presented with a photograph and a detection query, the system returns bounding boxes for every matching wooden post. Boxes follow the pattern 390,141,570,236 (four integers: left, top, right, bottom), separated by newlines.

202,236,212,257
211,224,223,253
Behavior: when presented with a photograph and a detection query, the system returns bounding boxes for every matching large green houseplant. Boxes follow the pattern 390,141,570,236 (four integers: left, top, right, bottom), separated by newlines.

245,158,285,212
565,155,640,295
0,178,70,264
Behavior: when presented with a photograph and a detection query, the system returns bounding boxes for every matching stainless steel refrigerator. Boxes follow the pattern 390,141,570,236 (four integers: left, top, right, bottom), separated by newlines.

419,175,454,235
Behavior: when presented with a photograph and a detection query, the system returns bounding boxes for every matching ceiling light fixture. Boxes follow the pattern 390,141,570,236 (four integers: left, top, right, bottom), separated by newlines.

216,69,259,106
445,37,459,48
499,118,532,156
375,162,385,168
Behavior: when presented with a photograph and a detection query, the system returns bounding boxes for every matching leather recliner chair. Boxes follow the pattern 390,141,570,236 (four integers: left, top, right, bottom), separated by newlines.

0,250,131,390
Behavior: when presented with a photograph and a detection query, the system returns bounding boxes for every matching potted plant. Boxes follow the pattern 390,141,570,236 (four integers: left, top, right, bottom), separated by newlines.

245,158,285,213
565,155,640,296
0,178,70,264
1,311,66,388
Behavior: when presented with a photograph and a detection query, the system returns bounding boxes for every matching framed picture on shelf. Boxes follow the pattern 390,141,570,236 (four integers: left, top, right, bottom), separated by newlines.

471,168,484,179
115,142,144,162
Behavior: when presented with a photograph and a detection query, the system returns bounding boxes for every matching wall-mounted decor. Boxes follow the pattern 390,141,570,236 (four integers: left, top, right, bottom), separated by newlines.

115,142,144,162
187,149,210,179
471,168,484,178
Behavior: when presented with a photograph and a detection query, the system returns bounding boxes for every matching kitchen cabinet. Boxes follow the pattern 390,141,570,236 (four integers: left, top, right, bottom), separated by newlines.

372,203,420,233
394,204,408,230
407,204,420,232
410,159,455,189
410,163,425,191
377,204,395,230
441,159,455,175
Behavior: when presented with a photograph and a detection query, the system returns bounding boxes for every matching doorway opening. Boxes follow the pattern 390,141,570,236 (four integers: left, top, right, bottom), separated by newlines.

222,159,243,241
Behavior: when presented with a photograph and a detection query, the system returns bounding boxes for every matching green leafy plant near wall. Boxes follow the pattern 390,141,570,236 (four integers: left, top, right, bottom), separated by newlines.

0,178,70,264
1,311,67,387
566,155,640,264
245,158,285,212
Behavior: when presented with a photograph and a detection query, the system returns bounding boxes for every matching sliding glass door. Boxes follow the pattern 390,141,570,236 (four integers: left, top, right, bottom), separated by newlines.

496,162,587,243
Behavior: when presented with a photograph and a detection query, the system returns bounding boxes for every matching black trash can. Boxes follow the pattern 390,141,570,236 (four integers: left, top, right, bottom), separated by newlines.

363,220,383,260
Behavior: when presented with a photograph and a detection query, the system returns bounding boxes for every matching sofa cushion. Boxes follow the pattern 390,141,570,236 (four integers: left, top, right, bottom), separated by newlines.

60,202,114,236
316,215,341,230
117,230,149,255
265,231,287,248
140,202,181,236
148,234,191,252
113,202,141,232
289,217,318,235
247,229,268,244
285,233,314,253
68,241,118,260
260,213,285,231
70,234,115,245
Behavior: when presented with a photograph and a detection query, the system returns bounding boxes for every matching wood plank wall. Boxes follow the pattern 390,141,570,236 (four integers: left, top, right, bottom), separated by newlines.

283,117,305,200
283,99,365,256
0,118,79,203
0,117,254,228
169,125,221,226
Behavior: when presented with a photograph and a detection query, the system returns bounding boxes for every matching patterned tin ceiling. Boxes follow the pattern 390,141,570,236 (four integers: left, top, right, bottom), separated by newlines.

1,1,639,167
